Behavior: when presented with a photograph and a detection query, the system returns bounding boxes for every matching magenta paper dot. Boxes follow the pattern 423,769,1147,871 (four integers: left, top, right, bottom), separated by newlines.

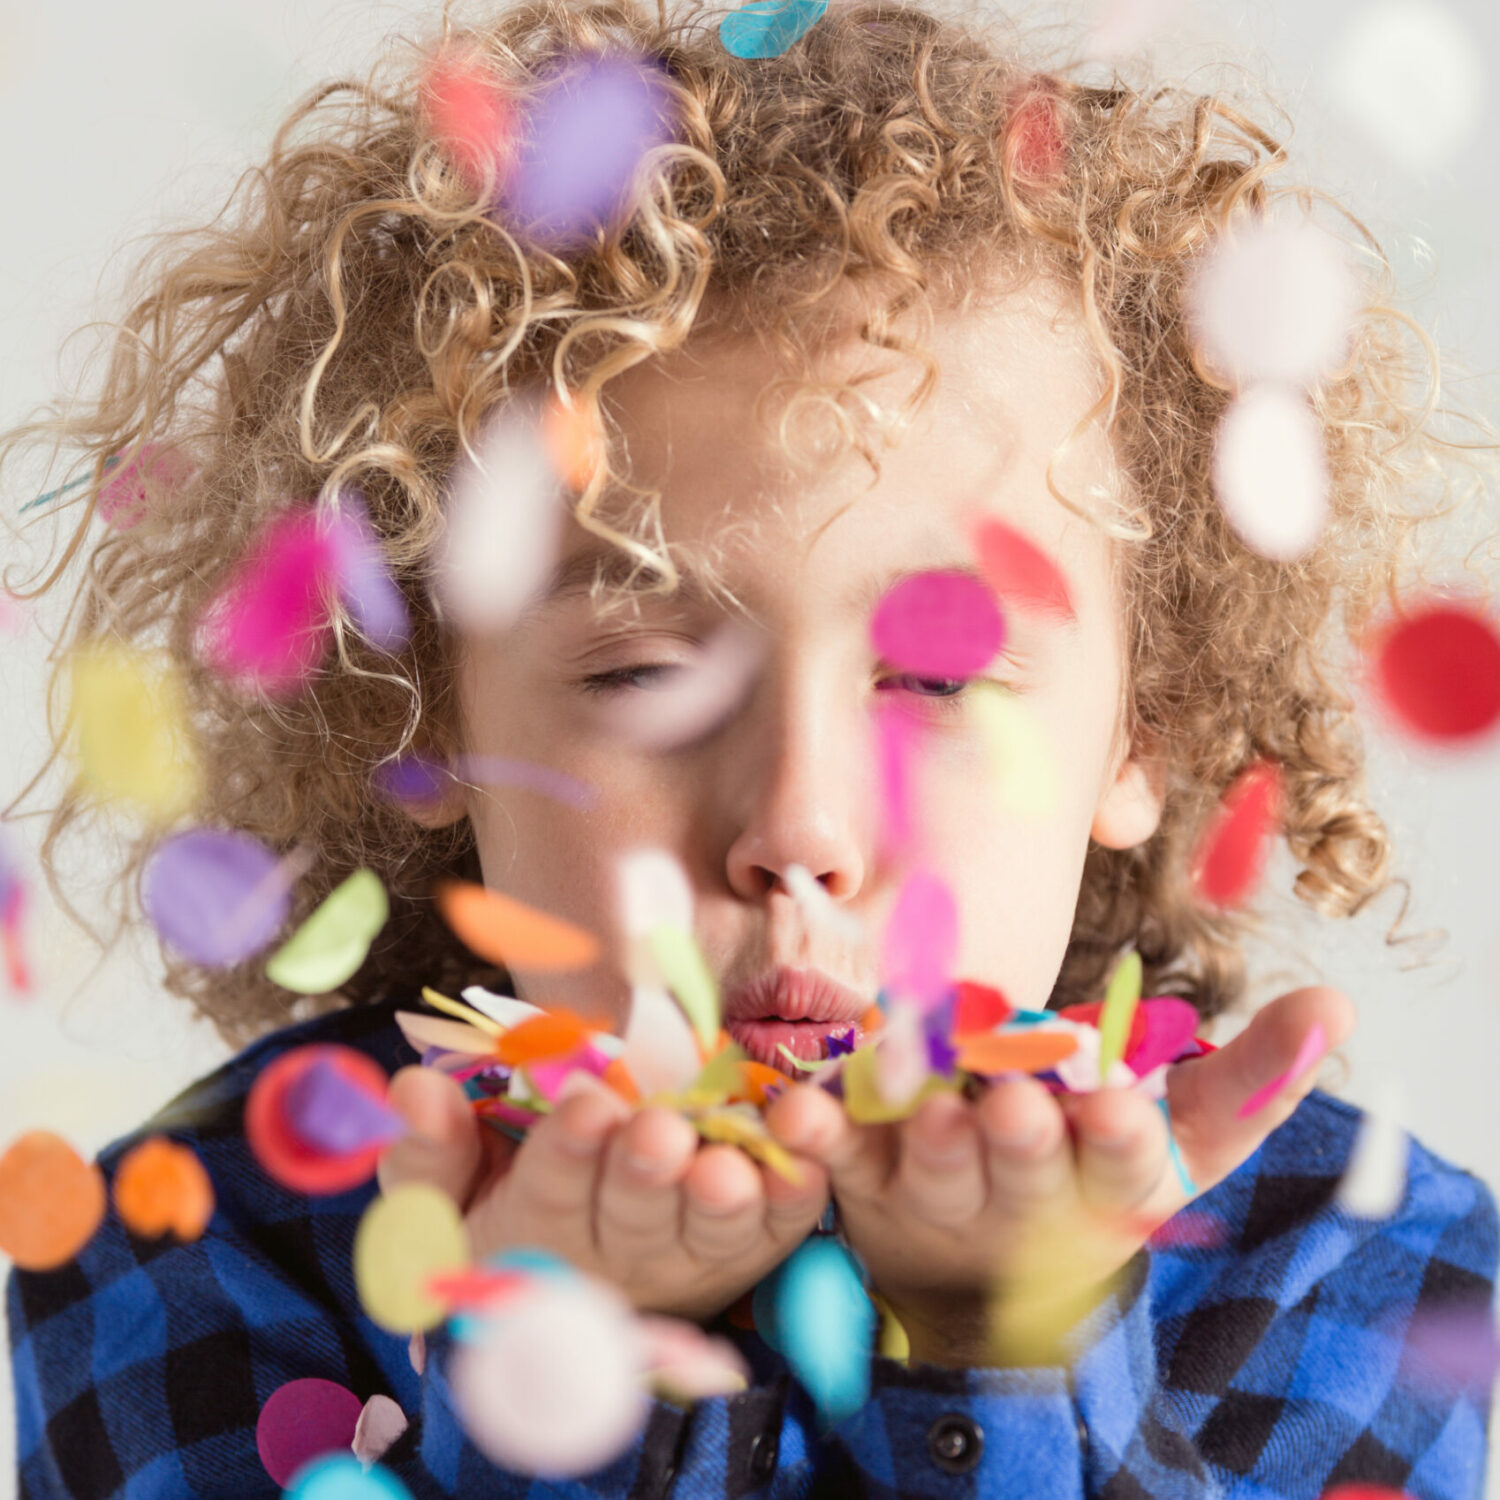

870,570,1003,678
256,1378,364,1488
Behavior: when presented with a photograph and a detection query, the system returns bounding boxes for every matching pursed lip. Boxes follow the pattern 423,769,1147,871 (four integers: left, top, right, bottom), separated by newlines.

721,965,871,1069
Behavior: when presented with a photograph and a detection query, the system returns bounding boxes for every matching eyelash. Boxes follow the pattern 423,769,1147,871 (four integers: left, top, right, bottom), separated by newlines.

576,663,980,716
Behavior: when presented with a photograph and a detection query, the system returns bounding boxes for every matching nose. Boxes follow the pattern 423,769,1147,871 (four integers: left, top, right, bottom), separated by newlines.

720,659,870,904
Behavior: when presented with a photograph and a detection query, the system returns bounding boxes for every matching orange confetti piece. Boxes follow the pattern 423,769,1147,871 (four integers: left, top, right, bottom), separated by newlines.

859,1004,885,1034
540,393,606,492
112,1136,215,1241
737,1062,786,1107
602,1055,641,1104
435,879,600,971
955,1029,1079,1075
493,1008,595,1065
0,1130,106,1271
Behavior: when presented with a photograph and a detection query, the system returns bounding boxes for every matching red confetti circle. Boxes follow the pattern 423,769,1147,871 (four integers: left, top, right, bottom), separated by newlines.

1369,603,1500,742
255,1377,363,1488
245,1045,391,1196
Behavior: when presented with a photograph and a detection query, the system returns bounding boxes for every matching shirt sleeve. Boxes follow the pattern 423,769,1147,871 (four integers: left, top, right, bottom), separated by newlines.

820,1150,1499,1500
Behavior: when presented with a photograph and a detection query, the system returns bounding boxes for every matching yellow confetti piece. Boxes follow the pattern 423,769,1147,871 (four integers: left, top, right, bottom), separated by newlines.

353,1182,471,1333
647,924,720,1050
1098,950,1142,1082
67,642,202,821
842,1045,954,1124
394,1011,498,1057
970,683,1057,817
421,985,504,1036
693,1108,805,1186
265,869,389,994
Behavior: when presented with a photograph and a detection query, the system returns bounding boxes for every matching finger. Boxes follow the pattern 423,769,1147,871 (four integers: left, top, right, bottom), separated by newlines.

760,1151,830,1245
1065,1086,1171,1218
680,1144,767,1262
377,1065,492,1208
764,1081,894,1204
596,1106,699,1256
503,1074,632,1230
892,1093,986,1228
1168,986,1356,1191
974,1074,1074,1211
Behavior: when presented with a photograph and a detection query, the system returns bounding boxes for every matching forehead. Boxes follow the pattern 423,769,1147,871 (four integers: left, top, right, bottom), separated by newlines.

539,280,1118,630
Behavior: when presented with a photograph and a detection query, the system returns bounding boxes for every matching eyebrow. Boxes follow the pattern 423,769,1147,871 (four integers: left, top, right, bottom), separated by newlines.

521,544,1079,632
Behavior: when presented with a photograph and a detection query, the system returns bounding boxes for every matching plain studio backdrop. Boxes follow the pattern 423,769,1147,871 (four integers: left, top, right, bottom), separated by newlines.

1,0,1498,1493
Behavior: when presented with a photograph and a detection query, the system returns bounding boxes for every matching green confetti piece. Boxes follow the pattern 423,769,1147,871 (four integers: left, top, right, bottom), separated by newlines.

1099,949,1142,1082
265,868,389,994
648,922,720,1049
842,1045,953,1124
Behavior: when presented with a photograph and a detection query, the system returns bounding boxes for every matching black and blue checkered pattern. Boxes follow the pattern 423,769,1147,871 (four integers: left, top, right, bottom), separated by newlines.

8,996,1497,1497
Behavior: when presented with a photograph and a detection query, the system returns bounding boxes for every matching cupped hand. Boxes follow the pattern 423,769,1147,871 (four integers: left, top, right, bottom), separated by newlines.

377,1069,830,1323
764,986,1356,1365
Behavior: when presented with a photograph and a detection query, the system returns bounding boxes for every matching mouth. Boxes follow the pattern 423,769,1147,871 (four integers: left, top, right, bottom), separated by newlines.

722,965,870,1071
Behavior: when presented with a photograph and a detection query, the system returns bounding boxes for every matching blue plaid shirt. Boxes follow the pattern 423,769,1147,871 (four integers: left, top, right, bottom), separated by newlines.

9,996,1498,1498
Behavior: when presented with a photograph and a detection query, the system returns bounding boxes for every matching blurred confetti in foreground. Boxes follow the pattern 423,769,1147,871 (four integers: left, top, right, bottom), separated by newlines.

1364,599,1500,744
1325,0,1484,175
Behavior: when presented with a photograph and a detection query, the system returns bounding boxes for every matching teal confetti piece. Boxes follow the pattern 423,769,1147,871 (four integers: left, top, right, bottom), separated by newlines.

773,1235,875,1426
719,0,828,59
19,456,121,515
1157,1096,1197,1197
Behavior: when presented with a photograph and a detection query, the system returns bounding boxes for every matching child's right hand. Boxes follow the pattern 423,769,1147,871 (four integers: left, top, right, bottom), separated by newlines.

377,1066,830,1323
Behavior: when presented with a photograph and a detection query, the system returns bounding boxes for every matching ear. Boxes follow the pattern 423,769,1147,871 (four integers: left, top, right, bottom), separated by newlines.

1090,740,1166,851
401,775,469,832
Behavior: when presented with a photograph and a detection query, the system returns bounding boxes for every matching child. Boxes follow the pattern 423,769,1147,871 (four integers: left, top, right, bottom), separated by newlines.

5,0,1497,1496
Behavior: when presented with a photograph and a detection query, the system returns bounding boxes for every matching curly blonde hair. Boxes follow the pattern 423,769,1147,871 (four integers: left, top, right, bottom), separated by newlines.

4,0,1495,1050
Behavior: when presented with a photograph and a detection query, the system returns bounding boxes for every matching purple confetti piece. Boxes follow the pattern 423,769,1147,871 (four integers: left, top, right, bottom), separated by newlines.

826,1028,857,1059
455,752,599,810
323,491,411,650
282,1057,407,1154
504,54,674,246
142,828,298,967
1405,1306,1500,1390
373,752,453,806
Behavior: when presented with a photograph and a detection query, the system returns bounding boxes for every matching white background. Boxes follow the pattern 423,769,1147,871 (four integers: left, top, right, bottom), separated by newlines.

1,0,1498,1493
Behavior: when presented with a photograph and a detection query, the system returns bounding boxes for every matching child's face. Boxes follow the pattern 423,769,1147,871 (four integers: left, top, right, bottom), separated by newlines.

435,280,1164,1047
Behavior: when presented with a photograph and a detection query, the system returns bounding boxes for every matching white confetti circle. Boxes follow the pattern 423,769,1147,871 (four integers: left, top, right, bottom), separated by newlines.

1211,385,1330,562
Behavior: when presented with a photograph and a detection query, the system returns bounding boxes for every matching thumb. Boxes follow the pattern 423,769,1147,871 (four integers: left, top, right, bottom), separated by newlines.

376,1065,492,1210
1166,985,1357,1194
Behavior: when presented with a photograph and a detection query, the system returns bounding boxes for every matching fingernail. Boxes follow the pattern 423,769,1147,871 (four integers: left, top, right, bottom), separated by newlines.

993,1122,1046,1152
1091,1130,1137,1155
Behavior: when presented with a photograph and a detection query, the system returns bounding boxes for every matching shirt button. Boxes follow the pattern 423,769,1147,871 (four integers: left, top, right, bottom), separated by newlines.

659,1461,678,1495
926,1414,984,1474
748,1430,779,1481
1076,1410,1089,1448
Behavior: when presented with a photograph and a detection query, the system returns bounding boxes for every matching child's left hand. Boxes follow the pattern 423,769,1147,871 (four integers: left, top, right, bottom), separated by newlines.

764,985,1356,1368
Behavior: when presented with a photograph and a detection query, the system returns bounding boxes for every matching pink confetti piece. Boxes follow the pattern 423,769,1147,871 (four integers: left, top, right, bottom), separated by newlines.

198,509,337,695
351,1394,409,1471
525,1044,612,1104
1235,1022,1326,1121
970,518,1074,619
1124,997,1202,1077
870,569,1004,678
256,1378,364,1488
98,442,194,529
1192,760,1283,908
881,868,957,1009
421,45,513,194
874,998,930,1108
874,700,921,859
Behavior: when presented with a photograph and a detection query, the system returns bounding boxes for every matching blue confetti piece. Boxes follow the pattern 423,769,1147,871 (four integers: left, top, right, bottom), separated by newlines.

719,0,829,59
773,1236,875,1426
1156,1096,1198,1197
286,1454,413,1500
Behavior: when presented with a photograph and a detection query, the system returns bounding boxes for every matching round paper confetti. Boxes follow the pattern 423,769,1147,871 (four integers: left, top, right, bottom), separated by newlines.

1002,80,1067,181
1188,217,1359,391
256,1378,364,1488
420,45,512,195
284,1454,414,1500
1211,385,1330,562
0,1131,106,1270
504,55,673,246
1192,759,1283,908
245,1045,393,1195
436,878,600,970
265,869,389,995
112,1136,215,1241
1367,602,1500,742
1326,0,1483,175
870,569,1004,678
540,391,605,492
719,0,829,59
97,442,194,529
881,869,958,1009
142,827,294,967
450,1276,647,1475
353,1181,471,1333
